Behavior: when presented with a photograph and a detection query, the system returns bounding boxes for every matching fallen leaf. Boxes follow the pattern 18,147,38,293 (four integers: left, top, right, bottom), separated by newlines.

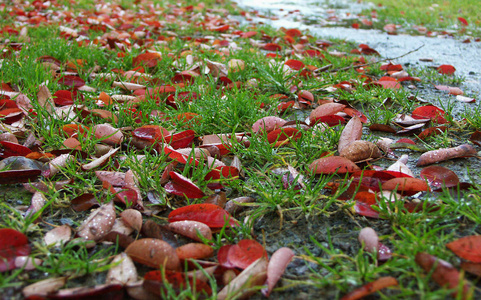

447,236,481,263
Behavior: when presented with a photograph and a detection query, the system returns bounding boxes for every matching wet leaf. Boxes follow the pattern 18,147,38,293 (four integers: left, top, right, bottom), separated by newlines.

309,103,346,125
77,201,116,244
411,105,447,124
437,64,456,75
143,269,212,297
339,140,381,162
420,166,459,188
164,171,205,199
168,203,238,228
416,144,476,166
358,227,378,254
415,252,471,299
93,124,123,145
381,177,429,195
338,116,363,153
125,238,180,270
106,252,138,285
252,116,286,133
227,239,267,270
71,193,100,212
309,156,360,175
44,225,72,247
167,220,213,242
0,228,30,272
447,236,481,263
120,209,142,232
262,247,294,297
176,243,214,260
217,257,268,300
133,52,162,68
0,141,32,158
22,277,67,298
341,277,398,300
58,75,85,88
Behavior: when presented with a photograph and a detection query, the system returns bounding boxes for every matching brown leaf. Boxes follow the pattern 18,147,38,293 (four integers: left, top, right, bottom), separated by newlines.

341,276,398,300
82,147,119,170
262,247,294,297
125,238,180,270
447,236,481,263
338,116,362,153
22,277,67,298
381,177,430,195
175,243,214,260
77,201,116,244
44,225,72,247
339,140,381,162
217,257,268,300
309,156,361,174
120,209,142,232
106,252,138,285
416,144,476,166
415,252,471,299
167,220,213,242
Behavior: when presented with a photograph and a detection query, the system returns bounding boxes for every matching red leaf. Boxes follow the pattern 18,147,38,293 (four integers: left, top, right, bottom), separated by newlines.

341,277,398,300
227,239,267,270
0,228,30,272
168,203,238,228
343,107,368,123
266,128,302,146
133,52,162,68
411,105,447,124
377,76,401,89
284,59,304,70
263,43,282,51
0,169,41,184
381,177,430,195
415,252,471,298
143,270,212,296
165,130,195,149
218,245,236,268
437,64,456,75
165,171,205,199
285,28,302,37
420,166,459,189
0,141,32,158
71,193,100,212
58,75,85,88
310,115,346,127
162,145,199,166
447,236,481,262
309,156,360,175
458,17,468,26
354,201,380,218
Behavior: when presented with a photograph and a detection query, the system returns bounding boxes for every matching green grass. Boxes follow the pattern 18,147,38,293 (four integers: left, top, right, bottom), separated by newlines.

0,0,480,299
361,0,480,36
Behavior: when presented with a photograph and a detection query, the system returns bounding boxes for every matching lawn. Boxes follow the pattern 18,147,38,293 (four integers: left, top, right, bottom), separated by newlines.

0,0,481,299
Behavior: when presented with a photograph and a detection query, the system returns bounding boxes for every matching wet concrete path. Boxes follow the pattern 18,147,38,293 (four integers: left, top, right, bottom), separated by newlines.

235,0,481,97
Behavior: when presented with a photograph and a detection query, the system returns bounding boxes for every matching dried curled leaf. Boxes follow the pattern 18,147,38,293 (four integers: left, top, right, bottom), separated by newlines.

339,140,381,162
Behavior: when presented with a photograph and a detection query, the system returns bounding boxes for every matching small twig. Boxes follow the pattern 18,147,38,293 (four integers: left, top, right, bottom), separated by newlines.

327,44,425,73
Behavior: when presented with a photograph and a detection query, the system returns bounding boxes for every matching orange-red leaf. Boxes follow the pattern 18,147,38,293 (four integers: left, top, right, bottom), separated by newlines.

168,203,238,228
447,236,481,262
437,64,456,75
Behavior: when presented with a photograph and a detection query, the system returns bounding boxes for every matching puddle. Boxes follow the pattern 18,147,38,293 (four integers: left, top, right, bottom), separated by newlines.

234,0,481,97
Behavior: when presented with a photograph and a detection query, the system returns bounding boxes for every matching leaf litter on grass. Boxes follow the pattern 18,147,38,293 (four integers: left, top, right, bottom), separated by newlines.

1,0,481,299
